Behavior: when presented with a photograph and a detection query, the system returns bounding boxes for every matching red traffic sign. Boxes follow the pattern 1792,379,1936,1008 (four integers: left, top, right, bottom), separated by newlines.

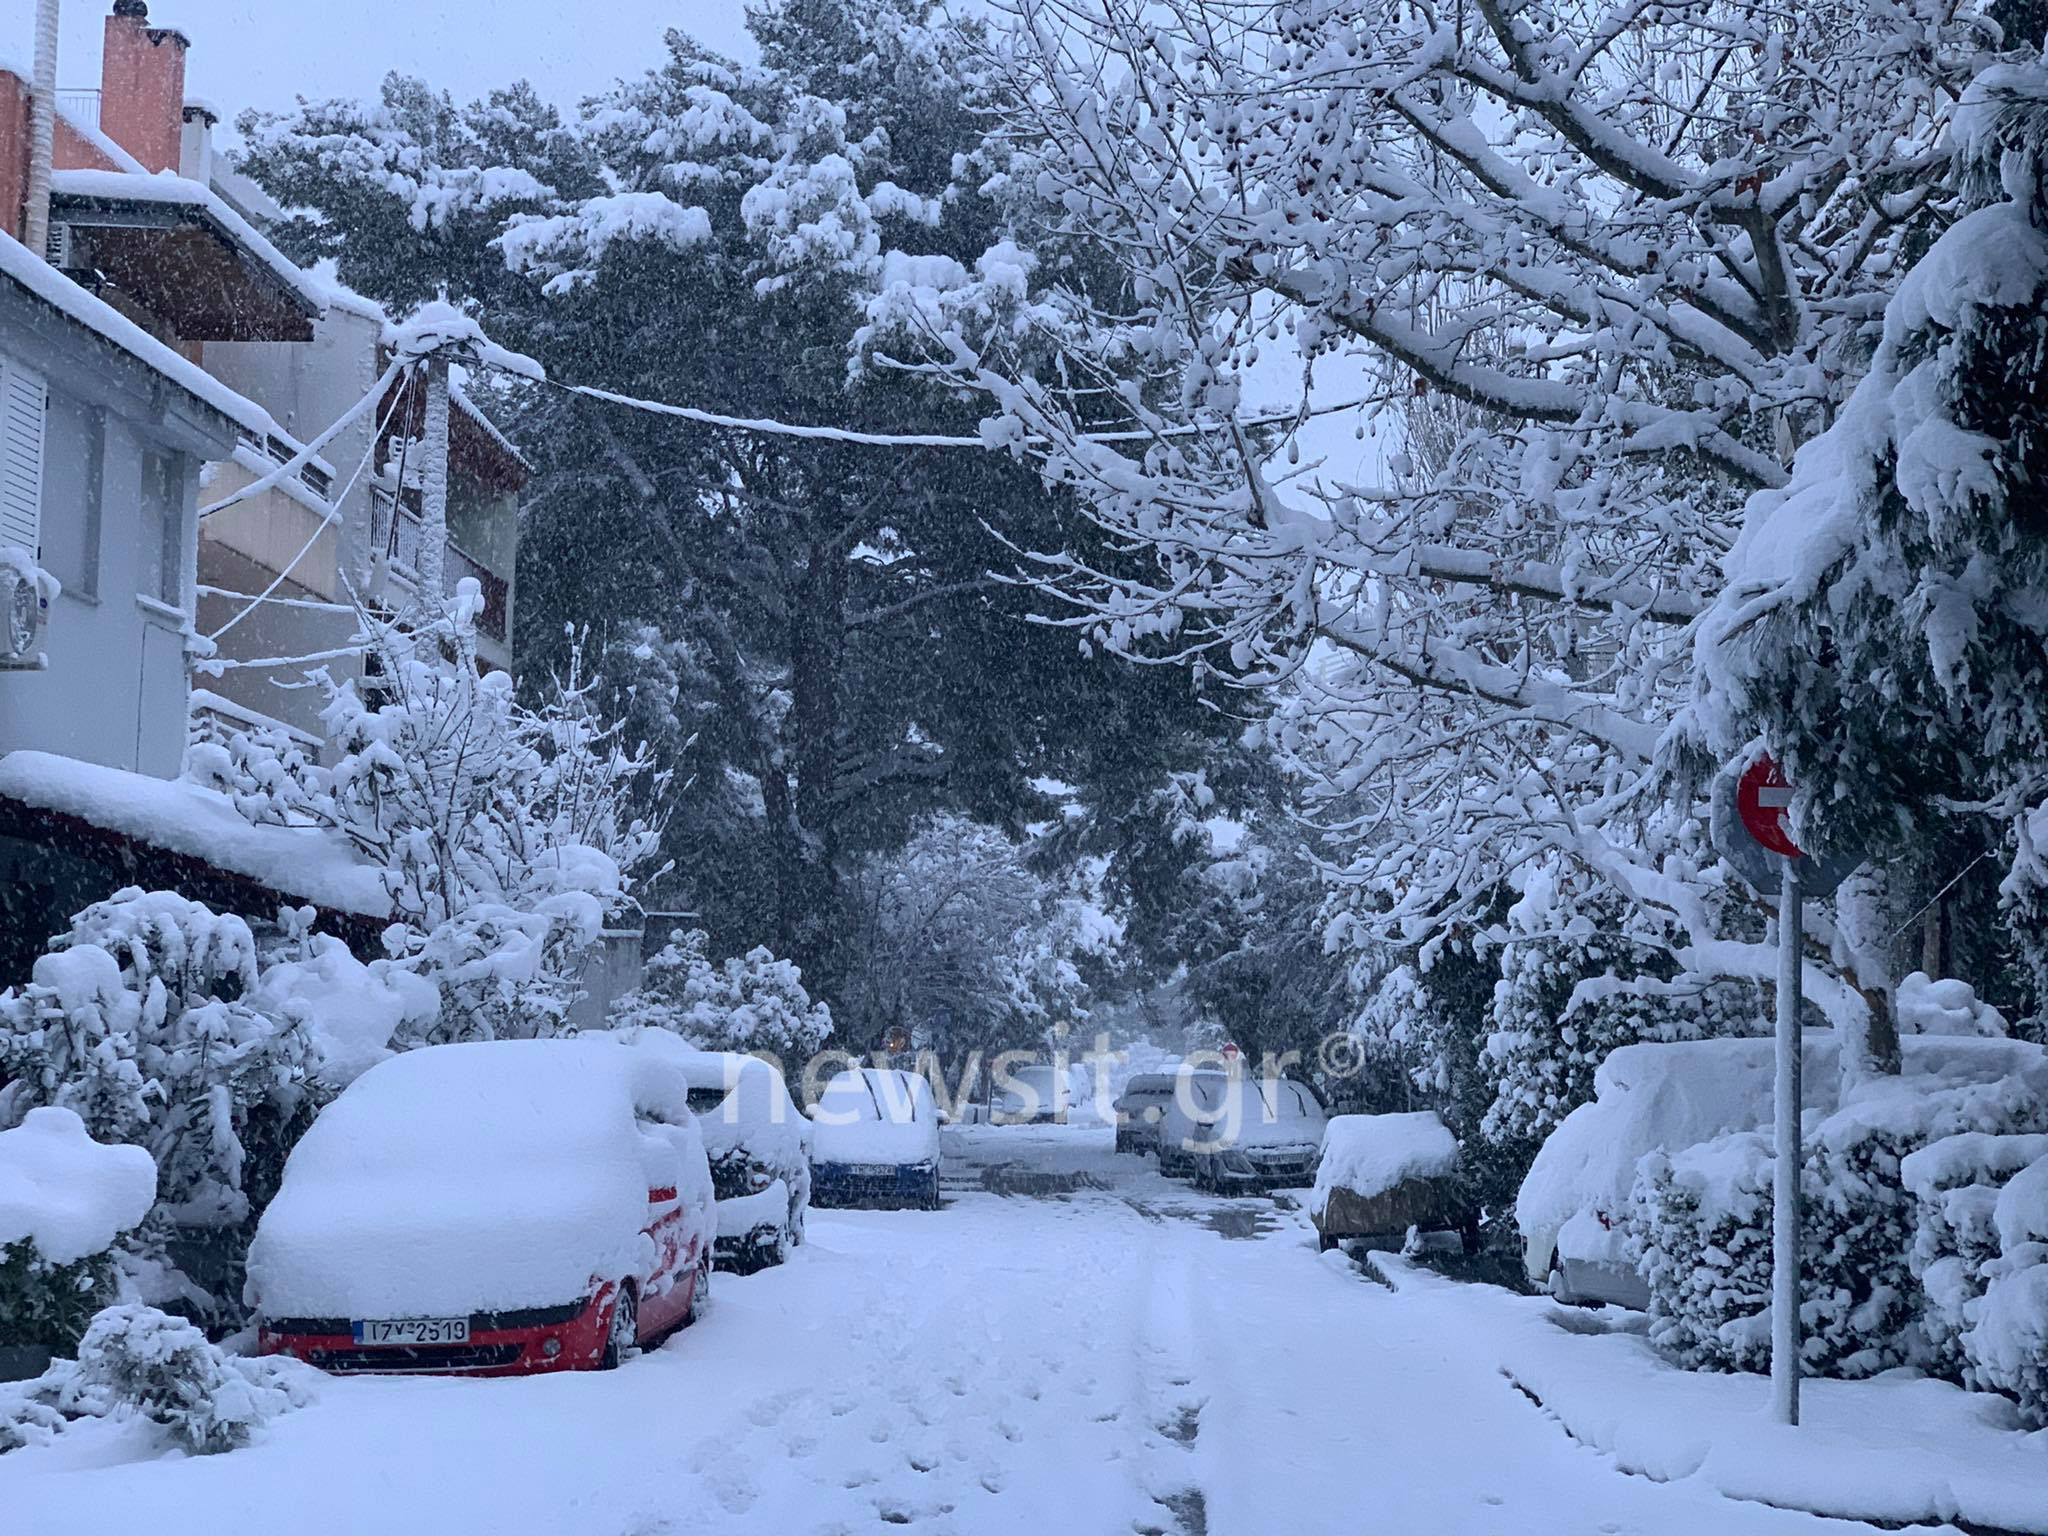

1737,757,1803,859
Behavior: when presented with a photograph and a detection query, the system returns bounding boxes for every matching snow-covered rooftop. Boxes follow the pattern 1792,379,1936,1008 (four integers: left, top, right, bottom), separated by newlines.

48,167,329,318
0,231,298,450
0,750,391,919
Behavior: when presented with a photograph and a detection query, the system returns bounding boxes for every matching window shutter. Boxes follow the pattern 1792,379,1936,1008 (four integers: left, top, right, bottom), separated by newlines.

0,357,46,558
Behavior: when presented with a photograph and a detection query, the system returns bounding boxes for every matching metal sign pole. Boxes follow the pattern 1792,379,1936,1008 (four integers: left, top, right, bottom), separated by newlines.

1771,854,1803,1427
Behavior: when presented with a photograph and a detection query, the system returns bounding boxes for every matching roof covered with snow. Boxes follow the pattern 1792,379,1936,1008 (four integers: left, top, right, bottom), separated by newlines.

0,231,296,450
48,168,328,318
0,750,391,919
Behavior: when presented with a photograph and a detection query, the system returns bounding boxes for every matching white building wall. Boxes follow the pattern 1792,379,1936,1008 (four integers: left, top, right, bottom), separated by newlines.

0,298,223,779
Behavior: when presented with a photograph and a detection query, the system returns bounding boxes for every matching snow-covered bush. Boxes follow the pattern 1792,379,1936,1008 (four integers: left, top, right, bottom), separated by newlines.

0,1108,157,1352
1628,1134,1777,1372
1805,1061,2048,1377
1629,1042,2048,1378
1974,1157,2048,1425
1483,874,1765,1147
1902,1132,2048,1383
608,929,831,1062
0,891,312,1236
71,1305,312,1454
194,593,664,1043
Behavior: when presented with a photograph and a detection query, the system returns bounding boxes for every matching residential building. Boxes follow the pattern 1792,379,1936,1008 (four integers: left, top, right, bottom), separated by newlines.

20,1,526,748
0,5,392,978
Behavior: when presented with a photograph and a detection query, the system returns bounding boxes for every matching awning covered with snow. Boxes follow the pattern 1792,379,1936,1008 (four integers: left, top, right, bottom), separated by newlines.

48,169,325,343
0,751,391,979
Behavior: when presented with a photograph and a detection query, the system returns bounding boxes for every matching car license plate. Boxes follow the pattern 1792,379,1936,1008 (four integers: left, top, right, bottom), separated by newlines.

351,1316,470,1347
850,1163,897,1176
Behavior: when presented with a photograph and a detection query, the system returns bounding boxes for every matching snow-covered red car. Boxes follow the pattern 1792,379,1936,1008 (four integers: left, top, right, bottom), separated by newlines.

248,1038,715,1375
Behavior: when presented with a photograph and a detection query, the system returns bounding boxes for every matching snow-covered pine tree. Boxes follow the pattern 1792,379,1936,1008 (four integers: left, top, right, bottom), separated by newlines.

233,0,1241,1006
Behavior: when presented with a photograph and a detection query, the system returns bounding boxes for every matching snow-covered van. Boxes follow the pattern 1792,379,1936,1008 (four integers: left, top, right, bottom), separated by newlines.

250,1038,715,1375
808,1068,943,1209
1520,1030,2046,1308
1161,1074,1327,1189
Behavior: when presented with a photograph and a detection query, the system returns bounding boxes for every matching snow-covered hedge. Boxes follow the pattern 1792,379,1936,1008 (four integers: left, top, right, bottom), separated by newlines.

0,1108,157,1351
1902,1133,2048,1387
1628,1133,1776,1371
1971,1157,2048,1425
1626,1041,2048,1380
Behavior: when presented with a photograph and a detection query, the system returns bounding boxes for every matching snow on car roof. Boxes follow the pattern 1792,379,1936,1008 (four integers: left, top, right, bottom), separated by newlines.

1315,1112,1459,1206
614,1030,807,1167
249,1038,697,1318
810,1068,940,1165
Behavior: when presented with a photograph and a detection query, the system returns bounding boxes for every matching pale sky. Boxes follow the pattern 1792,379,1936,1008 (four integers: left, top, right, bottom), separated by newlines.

5,1,756,126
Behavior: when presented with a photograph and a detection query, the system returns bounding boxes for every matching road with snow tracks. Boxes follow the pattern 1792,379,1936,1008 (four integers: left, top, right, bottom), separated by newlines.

2,1124,1910,1536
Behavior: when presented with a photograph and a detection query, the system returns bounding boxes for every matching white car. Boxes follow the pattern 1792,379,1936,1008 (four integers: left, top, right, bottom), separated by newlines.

809,1068,943,1208
626,1033,811,1271
1160,1073,1327,1189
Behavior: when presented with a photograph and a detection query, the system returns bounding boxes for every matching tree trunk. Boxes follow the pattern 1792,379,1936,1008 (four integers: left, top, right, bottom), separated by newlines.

1834,865,1903,1087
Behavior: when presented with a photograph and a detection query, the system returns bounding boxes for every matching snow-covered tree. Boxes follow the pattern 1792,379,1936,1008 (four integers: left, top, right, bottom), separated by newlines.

233,0,1241,1005
609,929,833,1062
193,588,664,1043
861,0,2031,1065
839,813,1101,1055
1688,58,2048,1049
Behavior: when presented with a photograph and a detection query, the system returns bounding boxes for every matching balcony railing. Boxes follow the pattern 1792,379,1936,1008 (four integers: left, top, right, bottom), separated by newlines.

56,88,102,126
382,500,509,645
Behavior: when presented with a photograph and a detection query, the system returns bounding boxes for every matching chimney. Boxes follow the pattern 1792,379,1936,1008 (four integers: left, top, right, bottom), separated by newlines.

179,100,216,184
100,1,188,174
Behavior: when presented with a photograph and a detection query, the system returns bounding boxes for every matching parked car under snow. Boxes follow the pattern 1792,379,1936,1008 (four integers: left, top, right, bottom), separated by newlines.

249,1038,715,1375
1113,1069,1223,1155
808,1068,942,1209
1310,1111,1465,1252
646,1039,810,1273
1161,1074,1327,1189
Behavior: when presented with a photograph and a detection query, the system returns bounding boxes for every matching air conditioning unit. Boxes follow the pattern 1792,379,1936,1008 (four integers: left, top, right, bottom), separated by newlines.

44,222,74,271
0,558,49,669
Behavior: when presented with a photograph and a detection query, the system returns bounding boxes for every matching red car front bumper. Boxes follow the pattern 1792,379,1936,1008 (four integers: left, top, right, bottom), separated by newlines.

260,1290,616,1377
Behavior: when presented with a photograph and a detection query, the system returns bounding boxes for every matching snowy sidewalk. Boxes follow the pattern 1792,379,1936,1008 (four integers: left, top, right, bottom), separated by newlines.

1371,1253,2048,1535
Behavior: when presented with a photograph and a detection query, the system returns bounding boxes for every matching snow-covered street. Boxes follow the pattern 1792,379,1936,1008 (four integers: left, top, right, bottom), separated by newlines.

0,1126,1929,1536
